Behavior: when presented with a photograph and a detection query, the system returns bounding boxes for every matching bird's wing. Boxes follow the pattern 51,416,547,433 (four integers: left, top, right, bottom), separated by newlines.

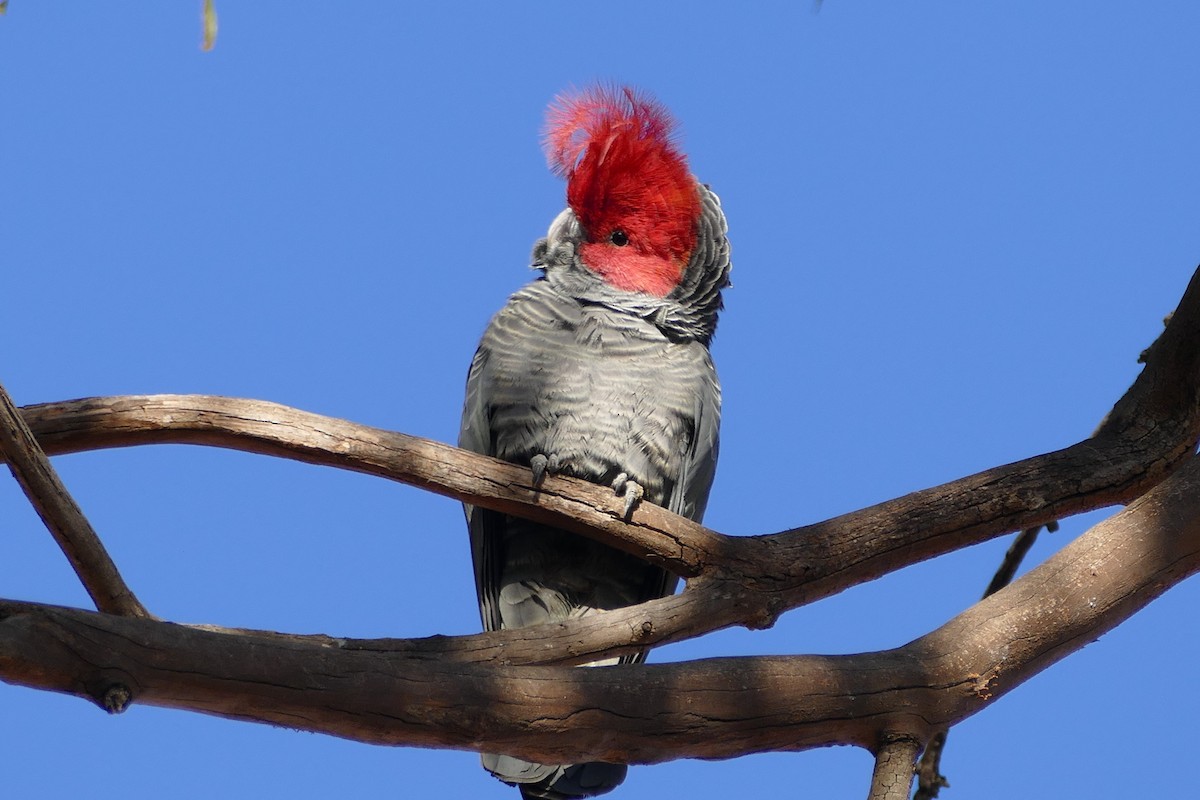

667,348,721,524
458,341,506,633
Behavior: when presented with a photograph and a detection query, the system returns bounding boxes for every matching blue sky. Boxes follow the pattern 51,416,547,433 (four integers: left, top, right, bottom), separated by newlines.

2,3,1198,798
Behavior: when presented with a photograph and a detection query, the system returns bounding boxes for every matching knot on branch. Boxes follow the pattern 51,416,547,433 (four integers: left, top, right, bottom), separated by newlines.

745,594,784,631
99,683,133,714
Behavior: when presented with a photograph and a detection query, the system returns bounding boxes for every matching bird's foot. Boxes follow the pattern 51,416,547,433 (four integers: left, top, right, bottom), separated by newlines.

611,473,644,518
530,453,563,486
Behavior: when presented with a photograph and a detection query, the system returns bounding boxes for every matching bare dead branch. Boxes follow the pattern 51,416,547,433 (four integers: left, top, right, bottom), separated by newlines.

915,519,1059,794
14,393,722,578
0,392,1160,666
2,261,1196,793
983,522,1056,599
913,730,949,800
908,265,1194,795
868,738,921,800
5,448,1200,763
0,381,151,619
8,258,1200,666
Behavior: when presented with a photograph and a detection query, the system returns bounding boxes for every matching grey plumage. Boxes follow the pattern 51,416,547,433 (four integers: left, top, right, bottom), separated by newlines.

458,185,731,799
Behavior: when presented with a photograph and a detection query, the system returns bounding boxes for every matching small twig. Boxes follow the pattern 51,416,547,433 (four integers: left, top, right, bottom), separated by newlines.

983,522,1058,599
0,381,151,618
868,738,921,800
912,729,949,800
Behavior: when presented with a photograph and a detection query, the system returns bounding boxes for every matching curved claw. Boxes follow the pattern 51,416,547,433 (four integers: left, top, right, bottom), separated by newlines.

611,472,644,518
530,454,549,485
529,453,563,486
622,482,644,517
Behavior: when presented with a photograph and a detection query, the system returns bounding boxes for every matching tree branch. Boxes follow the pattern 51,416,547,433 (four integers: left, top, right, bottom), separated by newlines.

14,393,723,579
868,738,920,800
913,730,949,800
982,522,1056,599
4,448,1200,763
0,381,150,618
8,258,1200,665
3,258,1197,783
915,519,1059,796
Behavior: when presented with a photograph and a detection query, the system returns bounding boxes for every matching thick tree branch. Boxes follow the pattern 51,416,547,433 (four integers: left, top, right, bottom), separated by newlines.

0,382,150,619
7,263,1200,664
4,448,1200,763
15,393,723,579
1,393,1155,666
915,520,1059,796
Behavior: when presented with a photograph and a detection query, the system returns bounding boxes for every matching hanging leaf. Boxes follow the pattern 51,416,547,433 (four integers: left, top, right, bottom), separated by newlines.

201,0,218,52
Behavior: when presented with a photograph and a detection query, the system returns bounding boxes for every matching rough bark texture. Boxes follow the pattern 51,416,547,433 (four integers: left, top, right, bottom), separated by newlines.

869,739,921,800
3,448,1200,763
0,382,149,618
1,267,1199,788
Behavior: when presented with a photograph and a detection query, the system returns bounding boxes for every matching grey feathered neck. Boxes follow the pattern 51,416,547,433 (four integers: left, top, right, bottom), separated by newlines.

531,186,732,344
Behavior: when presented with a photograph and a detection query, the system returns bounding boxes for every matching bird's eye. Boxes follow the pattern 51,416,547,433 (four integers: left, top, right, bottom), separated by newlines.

609,229,629,246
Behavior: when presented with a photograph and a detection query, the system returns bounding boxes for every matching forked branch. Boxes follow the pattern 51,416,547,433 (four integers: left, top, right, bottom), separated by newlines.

1,267,1199,782
4,448,1200,762
0,382,150,618
8,265,1200,662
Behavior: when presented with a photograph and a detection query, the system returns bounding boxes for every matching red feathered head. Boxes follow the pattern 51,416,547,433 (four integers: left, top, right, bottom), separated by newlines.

544,86,701,296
